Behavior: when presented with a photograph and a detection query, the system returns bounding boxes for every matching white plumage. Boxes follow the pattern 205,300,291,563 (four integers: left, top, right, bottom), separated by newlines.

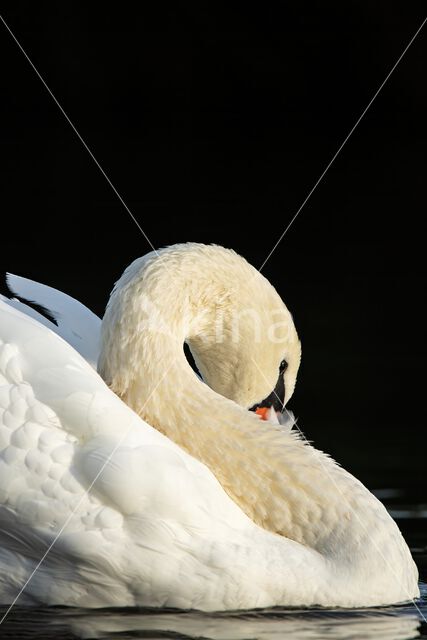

0,243,419,610
3,273,101,368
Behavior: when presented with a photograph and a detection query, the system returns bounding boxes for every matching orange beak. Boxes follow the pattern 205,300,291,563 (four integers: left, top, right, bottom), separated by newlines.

255,407,270,421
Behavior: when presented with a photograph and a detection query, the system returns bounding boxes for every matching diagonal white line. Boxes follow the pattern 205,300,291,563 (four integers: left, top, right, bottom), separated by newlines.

0,359,176,625
1,7,425,625
0,13,158,256
251,357,426,623
258,15,427,273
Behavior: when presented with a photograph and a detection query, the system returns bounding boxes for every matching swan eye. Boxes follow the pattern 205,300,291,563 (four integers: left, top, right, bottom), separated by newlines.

280,359,288,373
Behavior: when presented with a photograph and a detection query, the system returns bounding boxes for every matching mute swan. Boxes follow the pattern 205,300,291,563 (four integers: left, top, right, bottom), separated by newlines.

0,243,418,610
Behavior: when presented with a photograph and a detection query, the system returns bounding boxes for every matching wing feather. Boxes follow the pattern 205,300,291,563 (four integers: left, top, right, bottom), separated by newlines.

4,273,101,368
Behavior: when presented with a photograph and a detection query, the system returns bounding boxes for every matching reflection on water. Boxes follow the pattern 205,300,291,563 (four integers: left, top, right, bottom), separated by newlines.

0,594,425,640
0,494,426,640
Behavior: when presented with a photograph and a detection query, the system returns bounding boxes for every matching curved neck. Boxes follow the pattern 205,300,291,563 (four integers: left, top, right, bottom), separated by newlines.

98,252,411,586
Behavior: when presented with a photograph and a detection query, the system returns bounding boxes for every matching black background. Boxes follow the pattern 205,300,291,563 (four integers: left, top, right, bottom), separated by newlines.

0,3,425,491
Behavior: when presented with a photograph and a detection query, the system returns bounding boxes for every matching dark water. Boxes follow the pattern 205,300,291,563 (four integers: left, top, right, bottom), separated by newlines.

1,490,426,640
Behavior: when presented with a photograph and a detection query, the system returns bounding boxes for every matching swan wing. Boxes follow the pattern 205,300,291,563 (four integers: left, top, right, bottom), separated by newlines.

1,300,318,609
4,273,101,368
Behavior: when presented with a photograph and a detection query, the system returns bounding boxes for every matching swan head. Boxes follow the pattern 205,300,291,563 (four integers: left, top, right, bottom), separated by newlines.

183,252,301,412
99,243,301,415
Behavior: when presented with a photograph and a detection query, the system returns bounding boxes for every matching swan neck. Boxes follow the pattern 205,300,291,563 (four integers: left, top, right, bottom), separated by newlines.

97,253,408,579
